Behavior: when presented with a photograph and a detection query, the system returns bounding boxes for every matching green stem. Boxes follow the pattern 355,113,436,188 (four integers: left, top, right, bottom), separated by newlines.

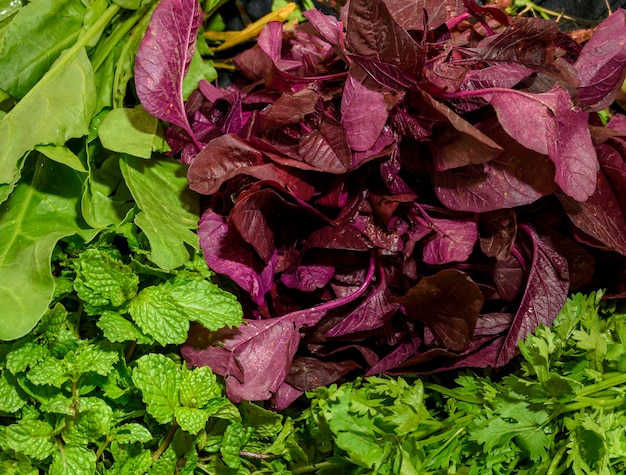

575,372,626,398
545,439,569,475
423,382,485,404
91,3,153,72
291,461,345,474
152,421,178,463
40,4,121,89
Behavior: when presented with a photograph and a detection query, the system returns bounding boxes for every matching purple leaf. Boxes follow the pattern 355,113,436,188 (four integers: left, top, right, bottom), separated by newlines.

417,215,478,265
433,119,558,211
395,269,484,352
182,318,301,402
556,166,626,256
135,0,201,147
496,225,569,366
299,115,352,172
325,286,399,337
485,87,598,202
341,63,393,152
346,0,425,78
198,210,276,306
575,10,626,111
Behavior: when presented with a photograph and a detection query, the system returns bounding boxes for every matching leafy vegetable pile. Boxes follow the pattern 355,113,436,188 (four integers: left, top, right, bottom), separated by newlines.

134,0,626,407
2,285,626,473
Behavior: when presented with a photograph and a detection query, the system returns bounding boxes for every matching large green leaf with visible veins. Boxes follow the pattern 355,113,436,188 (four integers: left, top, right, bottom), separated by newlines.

0,48,96,205
120,155,199,270
0,0,86,98
0,155,93,341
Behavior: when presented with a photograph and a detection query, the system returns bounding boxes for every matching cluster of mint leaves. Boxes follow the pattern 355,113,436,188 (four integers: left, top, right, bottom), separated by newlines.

0,237,291,475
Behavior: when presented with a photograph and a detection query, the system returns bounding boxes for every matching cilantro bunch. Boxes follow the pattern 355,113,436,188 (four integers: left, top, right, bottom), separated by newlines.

303,291,626,474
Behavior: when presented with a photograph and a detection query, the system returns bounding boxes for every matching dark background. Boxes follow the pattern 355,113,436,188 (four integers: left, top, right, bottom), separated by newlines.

536,0,626,22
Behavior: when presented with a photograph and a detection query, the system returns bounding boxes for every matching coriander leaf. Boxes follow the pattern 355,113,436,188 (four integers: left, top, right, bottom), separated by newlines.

132,353,182,424
175,406,210,434
0,47,95,205
49,445,96,475
0,370,27,413
97,311,152,344
5,420,55,460
73,248,139,315
119,155,199,270
99,106,169,159
0,155,94,341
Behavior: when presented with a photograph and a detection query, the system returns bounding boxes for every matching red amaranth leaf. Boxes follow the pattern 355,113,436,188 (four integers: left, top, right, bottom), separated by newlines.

496,225,569,366
575,10,626,111
135,0,202,148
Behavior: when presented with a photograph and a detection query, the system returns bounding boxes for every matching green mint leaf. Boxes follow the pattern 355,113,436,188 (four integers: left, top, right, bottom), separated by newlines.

5,420,55,460
97,311,152,345
129,274,242,346
179,365,220,408
49,445,96,475
220,421,248,469
129,285,190,346
99,106,168,159
147,445,178,475
72,248,139,315
0,370,26,413
132,353,182,424
62,397,113,445
64,341,119,378
119,155,199,271
106,445,152,475
5,340,48,374
113,423,152,444
175,406,210,435
0,458,38,475
34,302,68,341
26,356,68,388
168,273,243,331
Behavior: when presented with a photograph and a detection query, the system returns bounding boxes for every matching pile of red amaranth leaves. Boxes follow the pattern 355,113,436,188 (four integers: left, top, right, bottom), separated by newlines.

135,0,626,408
